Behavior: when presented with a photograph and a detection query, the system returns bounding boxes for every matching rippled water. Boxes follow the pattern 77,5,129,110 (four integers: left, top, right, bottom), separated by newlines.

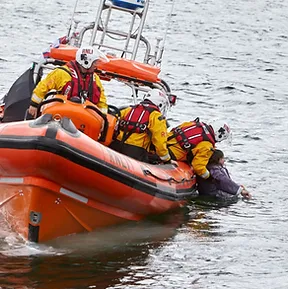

1,0,288,288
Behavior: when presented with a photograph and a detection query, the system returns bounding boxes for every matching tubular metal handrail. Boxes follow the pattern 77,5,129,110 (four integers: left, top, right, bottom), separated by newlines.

86,0,151,62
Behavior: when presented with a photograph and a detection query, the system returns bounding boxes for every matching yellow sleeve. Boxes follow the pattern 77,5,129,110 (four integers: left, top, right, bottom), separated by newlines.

149,111,170,162
32,68,71,104
95,74,108,114
191,141,214,179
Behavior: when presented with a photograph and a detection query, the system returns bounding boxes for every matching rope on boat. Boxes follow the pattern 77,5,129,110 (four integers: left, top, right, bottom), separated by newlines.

143,169,187,184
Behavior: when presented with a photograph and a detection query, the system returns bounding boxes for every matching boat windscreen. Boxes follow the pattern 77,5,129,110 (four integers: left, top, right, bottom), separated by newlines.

2,67,35,122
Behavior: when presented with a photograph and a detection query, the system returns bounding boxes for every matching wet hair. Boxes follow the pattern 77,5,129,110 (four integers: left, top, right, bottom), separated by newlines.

208,149,224,165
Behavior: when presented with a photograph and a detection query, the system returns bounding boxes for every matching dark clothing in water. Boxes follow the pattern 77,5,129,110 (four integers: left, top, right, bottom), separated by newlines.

197,164,242,202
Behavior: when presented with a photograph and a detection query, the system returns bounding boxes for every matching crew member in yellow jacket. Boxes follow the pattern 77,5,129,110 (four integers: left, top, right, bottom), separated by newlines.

110,88,171,163
167,120,231,179
28,46,108,118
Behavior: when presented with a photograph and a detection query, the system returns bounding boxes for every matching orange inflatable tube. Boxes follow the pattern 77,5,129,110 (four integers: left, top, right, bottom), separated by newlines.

49,45,161,83
41,95,117,146
0,101,196,243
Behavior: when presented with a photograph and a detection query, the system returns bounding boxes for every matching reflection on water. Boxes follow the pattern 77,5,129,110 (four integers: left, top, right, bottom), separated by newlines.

1,195,286,288
0,209,193,289
0,206,239,289
187,211,221,239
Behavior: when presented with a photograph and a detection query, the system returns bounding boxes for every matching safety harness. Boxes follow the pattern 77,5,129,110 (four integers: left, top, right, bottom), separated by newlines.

168,118,215,161
59,61,100,103
118,101,159,144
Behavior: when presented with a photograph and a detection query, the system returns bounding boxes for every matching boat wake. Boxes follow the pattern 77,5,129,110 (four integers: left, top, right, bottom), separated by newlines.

0,217,68,257
0,214,184,257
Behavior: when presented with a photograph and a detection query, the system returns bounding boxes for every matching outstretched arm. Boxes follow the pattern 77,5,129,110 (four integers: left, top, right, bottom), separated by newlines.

192,141,214,179
95,74,108,114
149,112,171,163
210,166,251,197
28,69,69,118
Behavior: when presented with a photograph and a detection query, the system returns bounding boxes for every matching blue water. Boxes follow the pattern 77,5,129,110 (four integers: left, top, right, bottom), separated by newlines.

0,0,288,288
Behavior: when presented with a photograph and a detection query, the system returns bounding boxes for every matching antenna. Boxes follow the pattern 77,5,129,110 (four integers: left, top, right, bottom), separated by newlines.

158,0,176,64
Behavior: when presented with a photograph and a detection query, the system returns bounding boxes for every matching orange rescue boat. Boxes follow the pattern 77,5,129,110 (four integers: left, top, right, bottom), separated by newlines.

0,96,196,243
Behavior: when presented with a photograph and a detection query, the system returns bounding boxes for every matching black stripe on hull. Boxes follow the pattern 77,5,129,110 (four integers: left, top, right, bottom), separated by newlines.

28,224,39,243
0,134,196,202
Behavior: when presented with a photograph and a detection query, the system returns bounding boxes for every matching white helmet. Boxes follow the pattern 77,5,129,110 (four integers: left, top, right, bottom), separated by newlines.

143,88,170,117
212,122,231,142
76,46,107,69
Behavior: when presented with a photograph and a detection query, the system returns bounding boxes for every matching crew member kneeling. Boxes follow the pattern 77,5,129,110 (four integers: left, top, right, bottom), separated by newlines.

167,119,231,179
110,88,171,163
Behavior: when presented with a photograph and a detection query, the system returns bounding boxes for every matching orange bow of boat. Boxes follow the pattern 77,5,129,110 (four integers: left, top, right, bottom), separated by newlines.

0,97,196,243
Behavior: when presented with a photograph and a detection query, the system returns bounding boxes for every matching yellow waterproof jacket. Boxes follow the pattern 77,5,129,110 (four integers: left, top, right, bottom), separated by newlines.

167,121,215,178
31,64,107,113
116,106,171,162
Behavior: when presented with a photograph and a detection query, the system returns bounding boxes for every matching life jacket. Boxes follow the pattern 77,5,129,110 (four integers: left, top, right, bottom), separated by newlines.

168,118,216,151
118,101,159,143
60,61,100,104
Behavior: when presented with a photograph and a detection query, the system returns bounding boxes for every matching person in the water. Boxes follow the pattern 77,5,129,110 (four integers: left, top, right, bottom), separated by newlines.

197,149,252,201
